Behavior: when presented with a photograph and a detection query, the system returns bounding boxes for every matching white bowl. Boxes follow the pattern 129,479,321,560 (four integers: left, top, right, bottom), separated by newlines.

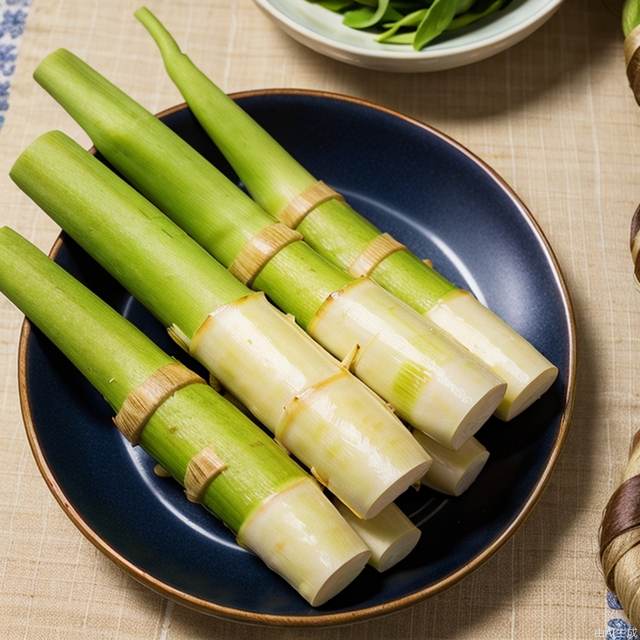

253,0,563,72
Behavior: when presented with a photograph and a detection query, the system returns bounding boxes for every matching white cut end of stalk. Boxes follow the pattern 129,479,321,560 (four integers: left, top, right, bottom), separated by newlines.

420,365,505,451
497,366,558,421
191,291,430,518
426,290,558,422
365,462,430,519
336,501,421,572
413,430,489,496
237,479,370,606
190,292,337,429
308,279,506,449
279,370,431,519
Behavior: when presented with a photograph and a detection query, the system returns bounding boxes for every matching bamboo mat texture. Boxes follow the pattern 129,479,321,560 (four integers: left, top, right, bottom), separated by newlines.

0,0,636,638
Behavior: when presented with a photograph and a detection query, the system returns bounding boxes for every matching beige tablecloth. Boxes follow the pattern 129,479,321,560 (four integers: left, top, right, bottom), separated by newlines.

0,0,635,637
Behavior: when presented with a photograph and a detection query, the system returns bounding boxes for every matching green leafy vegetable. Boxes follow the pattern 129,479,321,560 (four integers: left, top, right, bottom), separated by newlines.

413,0,458,50
313,0,509,50
390,1,425,9
318,0,353,11
381,31,415,44
449,0,503,30
377,8,426,43
455,0,476,14
343,0,389,28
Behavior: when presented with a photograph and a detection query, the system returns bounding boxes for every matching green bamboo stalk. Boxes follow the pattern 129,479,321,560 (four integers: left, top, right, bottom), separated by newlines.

256,240,348,328
31,49,337,326
0,227,371,604
33,49,507,447
12,130,430,518
12,132,248,341
130,7,453,306
219,387,423,572
0,227,166,410
0,227,302,530
133,8,557,421
129,7,453,312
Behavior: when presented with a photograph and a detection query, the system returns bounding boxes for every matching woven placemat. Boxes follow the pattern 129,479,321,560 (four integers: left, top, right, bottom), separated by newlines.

0,0,636,637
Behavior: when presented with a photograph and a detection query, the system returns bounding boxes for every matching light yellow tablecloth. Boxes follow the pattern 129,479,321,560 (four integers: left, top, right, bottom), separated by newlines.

0,0,635,637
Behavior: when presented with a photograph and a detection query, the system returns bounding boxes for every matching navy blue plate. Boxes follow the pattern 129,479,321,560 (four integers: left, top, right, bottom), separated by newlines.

19,91,575,626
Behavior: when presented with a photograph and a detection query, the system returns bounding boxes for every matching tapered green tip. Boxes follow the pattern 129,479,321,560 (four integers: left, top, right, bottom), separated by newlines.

134,6,182,62
133,5,150,20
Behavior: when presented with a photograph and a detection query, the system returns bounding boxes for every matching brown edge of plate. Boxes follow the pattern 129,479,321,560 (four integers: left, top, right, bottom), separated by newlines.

17,89,577,628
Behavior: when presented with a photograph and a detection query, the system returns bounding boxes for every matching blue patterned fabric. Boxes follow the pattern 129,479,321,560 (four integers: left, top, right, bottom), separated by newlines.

0,0,30,128
608,591,624,610
607,591,639,639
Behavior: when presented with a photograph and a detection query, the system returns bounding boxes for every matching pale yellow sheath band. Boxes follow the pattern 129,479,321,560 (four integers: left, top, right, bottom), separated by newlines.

229,223,302,286
113,362,205,444
625,25,640,105
184,446,227,503
348,233,406,278
277,181,344,228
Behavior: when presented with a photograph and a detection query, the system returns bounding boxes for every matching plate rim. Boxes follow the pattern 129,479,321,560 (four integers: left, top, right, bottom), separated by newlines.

17,89,577,627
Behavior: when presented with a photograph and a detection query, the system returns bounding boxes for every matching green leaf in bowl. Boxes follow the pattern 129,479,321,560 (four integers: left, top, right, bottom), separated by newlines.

413,0,459,50
343,0,391,28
